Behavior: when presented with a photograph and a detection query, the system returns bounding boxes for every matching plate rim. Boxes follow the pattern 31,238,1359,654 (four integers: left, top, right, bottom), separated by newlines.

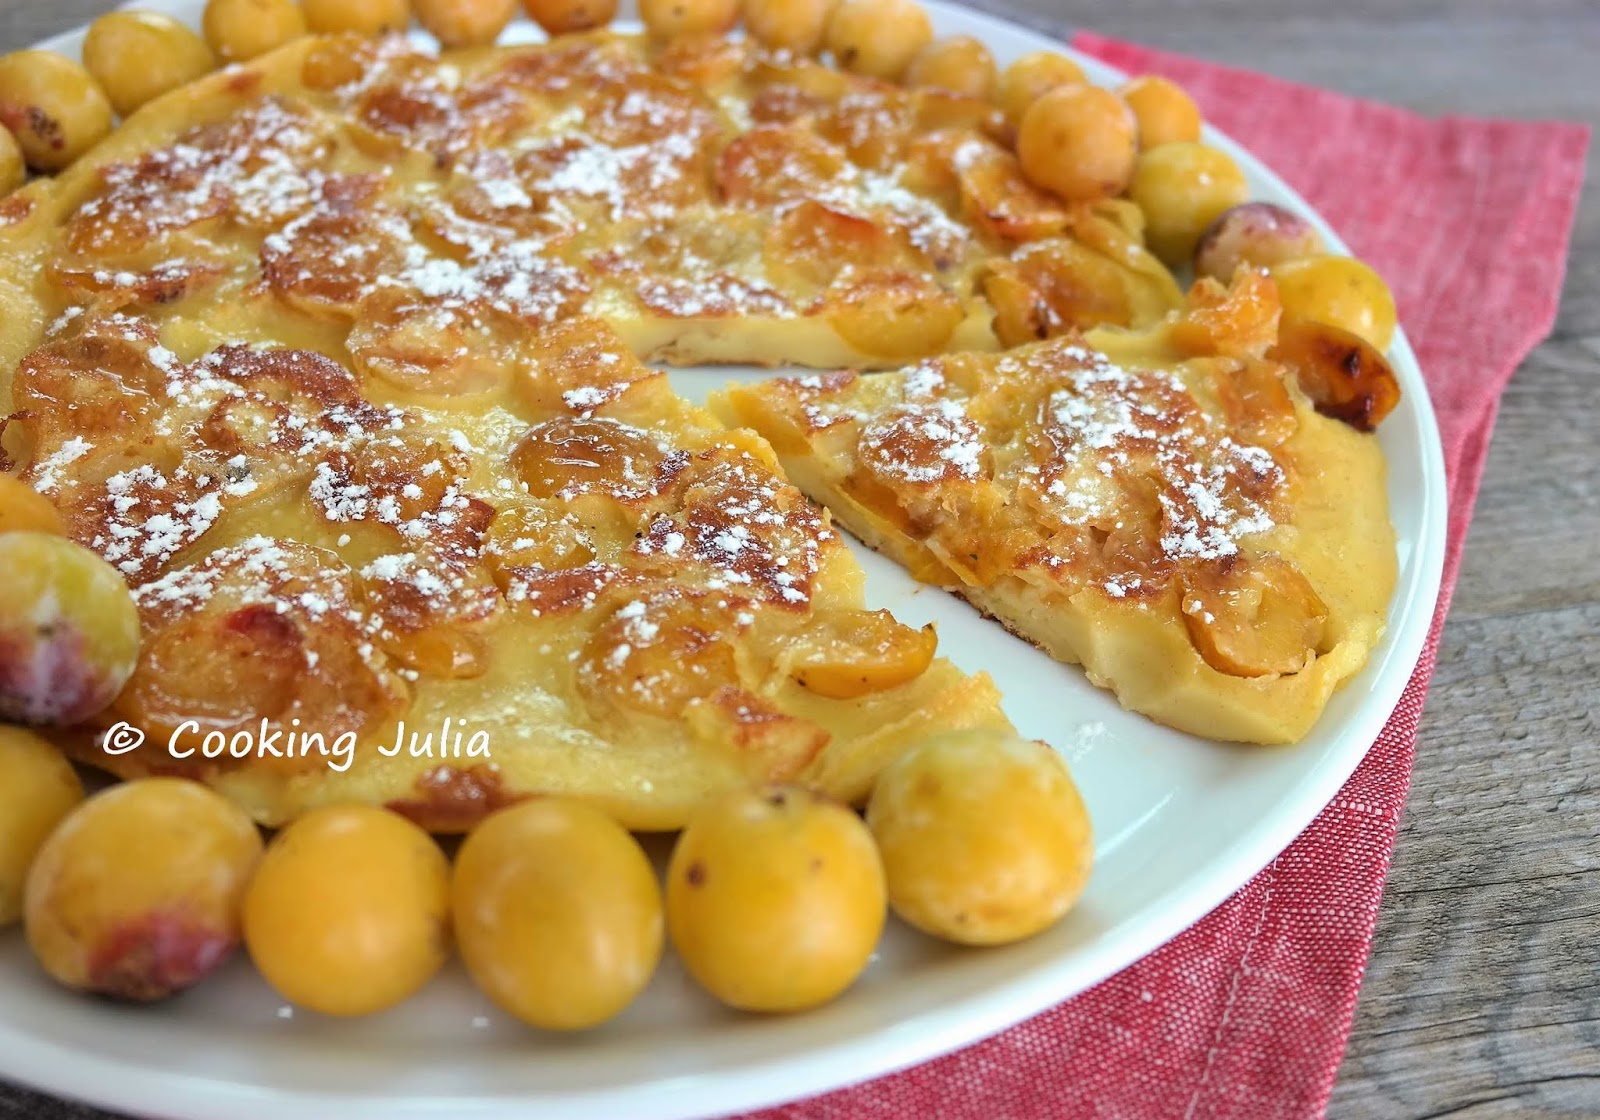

0,3,1450,1117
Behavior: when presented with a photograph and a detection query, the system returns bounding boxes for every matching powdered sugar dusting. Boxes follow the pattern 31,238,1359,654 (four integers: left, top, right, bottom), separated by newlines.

858,396,988,486
777,337,1289,601
1034,345,1283,564
30,437,91,494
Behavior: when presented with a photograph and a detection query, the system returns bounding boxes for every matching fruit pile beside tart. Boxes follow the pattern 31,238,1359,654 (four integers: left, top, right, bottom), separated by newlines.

0,0,1402,1027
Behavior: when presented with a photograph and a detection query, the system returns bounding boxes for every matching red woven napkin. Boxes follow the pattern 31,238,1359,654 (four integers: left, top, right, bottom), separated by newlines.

748,35,1589,1120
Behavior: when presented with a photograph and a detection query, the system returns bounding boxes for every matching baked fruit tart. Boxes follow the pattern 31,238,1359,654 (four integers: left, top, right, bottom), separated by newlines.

0,20,1403,807
0,0,1405,1025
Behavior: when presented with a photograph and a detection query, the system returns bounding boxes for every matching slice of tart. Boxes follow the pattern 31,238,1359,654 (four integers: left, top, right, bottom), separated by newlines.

711,275,1399,744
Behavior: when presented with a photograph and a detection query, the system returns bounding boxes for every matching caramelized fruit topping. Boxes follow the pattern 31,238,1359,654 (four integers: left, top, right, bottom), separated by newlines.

1181,554,1328,677
789,609,937,699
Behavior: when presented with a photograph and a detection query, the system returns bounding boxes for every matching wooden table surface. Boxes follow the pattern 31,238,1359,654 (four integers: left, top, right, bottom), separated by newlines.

0,1,1595,1118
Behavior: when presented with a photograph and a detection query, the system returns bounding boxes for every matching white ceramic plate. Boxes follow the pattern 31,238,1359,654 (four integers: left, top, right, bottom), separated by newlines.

0,3,1448,1117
